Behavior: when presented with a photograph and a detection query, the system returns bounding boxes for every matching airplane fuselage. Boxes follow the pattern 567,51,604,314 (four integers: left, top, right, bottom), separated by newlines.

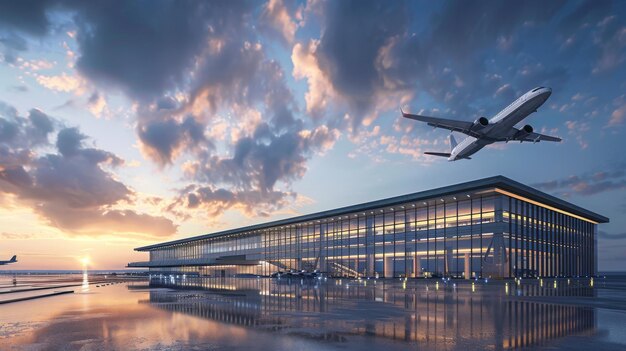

0,255,17,265
449,87,552,161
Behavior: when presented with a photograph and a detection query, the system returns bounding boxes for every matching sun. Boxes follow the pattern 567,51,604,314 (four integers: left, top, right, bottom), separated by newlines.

79,256,91,267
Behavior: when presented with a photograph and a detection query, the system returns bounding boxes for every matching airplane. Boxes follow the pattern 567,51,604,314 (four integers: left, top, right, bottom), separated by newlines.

0,255,17,265
401,86,561,161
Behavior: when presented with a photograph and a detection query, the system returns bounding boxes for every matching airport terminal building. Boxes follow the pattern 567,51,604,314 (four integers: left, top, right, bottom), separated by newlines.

129,176,608,279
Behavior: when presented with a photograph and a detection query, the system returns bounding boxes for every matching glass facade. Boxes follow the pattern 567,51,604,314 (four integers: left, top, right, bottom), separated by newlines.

131,180,604,279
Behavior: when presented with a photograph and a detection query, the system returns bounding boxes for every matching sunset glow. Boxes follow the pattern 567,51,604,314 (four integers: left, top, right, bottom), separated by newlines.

0,1,624,271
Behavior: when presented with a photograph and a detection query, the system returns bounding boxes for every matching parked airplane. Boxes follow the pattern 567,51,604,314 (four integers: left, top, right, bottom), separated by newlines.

0,255,17,265
401,86,561,161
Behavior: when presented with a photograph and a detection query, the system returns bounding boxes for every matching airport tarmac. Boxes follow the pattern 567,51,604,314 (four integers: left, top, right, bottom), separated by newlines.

1,274,625,350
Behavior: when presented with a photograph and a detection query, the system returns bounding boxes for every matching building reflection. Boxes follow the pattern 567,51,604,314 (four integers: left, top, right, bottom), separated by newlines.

146,277,596,349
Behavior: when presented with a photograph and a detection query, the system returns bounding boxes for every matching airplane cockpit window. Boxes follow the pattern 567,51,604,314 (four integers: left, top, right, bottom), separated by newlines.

531,87,544,92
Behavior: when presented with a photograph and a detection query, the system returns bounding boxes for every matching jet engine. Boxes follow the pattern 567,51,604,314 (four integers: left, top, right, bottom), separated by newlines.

514,124,534,139
471,117,489,131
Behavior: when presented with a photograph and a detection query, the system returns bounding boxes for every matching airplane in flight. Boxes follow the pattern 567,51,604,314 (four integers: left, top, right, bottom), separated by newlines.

401,86,561,161
0,255,17,265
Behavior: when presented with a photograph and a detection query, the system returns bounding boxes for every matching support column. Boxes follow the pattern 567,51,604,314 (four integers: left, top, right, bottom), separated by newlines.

464,253,470,279
384,256,393,278
444,246,453,276
483,233,507,278
413,254,421,278
366,217,375,277
318,225,326,272
296,226,303,271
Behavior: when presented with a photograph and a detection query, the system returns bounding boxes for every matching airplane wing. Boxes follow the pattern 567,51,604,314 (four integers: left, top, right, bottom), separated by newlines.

401,109,476,136
503,127,562,142
521,132,562,142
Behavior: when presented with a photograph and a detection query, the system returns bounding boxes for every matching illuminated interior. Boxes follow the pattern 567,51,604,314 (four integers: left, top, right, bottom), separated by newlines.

130,178,605,279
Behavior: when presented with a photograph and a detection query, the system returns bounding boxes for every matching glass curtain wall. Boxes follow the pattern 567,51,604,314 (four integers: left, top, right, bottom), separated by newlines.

504,196,595,278
146,191,596,278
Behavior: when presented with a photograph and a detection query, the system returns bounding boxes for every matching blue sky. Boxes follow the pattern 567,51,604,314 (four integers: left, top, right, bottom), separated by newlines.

0,0,624,270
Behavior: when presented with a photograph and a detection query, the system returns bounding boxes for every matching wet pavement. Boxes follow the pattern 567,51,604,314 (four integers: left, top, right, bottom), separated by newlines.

1,274,625,350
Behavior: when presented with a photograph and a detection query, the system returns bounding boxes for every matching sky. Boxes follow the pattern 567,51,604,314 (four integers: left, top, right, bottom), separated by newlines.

0,0,625,271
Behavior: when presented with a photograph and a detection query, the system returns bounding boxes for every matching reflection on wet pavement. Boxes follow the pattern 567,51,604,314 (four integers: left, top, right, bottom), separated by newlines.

1,275,626,350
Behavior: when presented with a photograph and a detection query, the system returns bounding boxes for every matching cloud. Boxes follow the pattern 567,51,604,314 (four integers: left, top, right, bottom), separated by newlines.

71,1,253,101
293,1,411,128
4,0,620,223
0,32,28,63
532,166,626,196
0,102,177,238
0,232,37,240
291,39,336,118
293,0,568,131
36,72,84,93
0,1,253,101
0,104,55,168
13,1,332,219
133,32,340,218
591,14,626,74
608,101,626,127
0,0,59,63
260,0,298,45
86,91,107,117
0,1,52,36
171,185,295,218
137,116,208,165
564,120,590,149
188,123,339,192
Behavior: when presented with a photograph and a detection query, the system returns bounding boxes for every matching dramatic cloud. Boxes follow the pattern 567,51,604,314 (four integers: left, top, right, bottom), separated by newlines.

293,1,411,128
532,167,626,196
0,102,176,238
0,0,333,219
72,1,253,101
166,53,340,216
293,0,569,129
128,19,341,218
1,0,624,225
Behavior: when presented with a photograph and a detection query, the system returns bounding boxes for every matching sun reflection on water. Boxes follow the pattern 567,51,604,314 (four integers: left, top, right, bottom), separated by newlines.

80,256,90,293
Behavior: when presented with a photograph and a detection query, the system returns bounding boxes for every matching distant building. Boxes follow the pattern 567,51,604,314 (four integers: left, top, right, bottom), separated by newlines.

129,176,608,279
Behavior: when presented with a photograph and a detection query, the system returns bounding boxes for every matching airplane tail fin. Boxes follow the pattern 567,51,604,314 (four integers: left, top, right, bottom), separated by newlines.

424,152,452,158
449,134,457,151
10,255,16,262
424,134,458,159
